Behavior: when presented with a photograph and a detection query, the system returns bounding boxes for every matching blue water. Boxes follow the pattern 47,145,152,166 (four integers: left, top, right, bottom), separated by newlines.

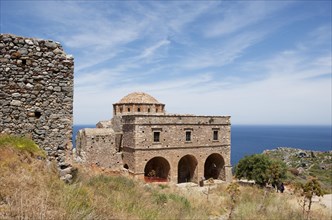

72,124,95,146
73,125,331,165
231,125,331,165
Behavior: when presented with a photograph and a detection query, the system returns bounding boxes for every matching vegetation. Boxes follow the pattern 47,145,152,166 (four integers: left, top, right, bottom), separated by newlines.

264,148,332,193
0,136,330,219
294,178,324,219
212,183,329,220
0,135,210,219
235,154,287,187
0,134,45,158
226,182,240,219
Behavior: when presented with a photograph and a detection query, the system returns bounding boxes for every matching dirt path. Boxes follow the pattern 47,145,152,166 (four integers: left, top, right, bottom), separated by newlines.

314,194,332,211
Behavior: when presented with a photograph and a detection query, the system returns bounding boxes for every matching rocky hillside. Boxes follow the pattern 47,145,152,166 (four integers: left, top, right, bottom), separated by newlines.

1,136,331,220
263,147,332,193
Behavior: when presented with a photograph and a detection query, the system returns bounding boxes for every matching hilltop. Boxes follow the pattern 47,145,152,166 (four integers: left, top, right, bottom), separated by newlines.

263,147,332,193
0,135,331,219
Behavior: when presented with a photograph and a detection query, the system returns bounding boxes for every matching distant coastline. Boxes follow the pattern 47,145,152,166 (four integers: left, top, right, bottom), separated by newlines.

231,125,331,165
73,124,332,165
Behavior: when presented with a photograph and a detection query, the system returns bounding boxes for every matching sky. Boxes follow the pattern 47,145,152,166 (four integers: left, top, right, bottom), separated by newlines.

1,1,331,125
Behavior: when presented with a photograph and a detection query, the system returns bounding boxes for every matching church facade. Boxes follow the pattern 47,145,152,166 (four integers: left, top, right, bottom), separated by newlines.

75,92,232,183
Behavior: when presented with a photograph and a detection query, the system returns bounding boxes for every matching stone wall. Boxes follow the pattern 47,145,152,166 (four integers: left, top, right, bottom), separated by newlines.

122,115,230,150
129,146,231,182
0,34,74,178
113,103,165,116
75,128,123,169
121,115,232,183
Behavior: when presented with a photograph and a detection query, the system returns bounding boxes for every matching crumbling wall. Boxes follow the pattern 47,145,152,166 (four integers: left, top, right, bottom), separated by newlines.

0,34,74,180
75,128,122,169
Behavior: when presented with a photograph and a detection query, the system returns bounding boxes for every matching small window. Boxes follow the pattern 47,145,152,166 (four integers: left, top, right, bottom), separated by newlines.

154,132,160,142
128,107,130,112
137,107,141,112
213,130,218,140
148,108,150,113
156,108,158,113
186,131,191,142
120,107,123,113
34,111,42,119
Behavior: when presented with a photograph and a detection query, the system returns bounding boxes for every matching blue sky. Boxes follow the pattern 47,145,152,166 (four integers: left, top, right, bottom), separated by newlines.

1,1,331,125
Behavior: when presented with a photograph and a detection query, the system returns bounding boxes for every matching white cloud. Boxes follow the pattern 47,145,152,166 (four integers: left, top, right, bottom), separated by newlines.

3,1,330,125
138,39,170,60
204,1,290,38
71,1,330,125
180,31,266,70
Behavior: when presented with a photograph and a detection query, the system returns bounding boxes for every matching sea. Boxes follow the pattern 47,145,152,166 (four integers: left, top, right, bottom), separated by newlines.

72,125,331,166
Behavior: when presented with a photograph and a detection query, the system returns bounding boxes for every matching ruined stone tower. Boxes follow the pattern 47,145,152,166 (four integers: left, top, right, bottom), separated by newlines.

0,34,74,179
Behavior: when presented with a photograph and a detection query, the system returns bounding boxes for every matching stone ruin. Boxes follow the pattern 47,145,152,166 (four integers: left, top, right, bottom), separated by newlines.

76,92,232,184
0,33,232,184
0,34,74,182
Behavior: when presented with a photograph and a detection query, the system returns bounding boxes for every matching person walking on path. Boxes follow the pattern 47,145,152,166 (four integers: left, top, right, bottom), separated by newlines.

279,182,285,193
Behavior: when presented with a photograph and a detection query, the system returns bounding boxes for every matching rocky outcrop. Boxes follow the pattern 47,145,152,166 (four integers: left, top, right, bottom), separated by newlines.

263,147,332,174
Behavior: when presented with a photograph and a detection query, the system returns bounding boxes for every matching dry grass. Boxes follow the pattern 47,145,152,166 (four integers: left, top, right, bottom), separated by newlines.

0,136,331,219
0,139,209,219
210,184,331,220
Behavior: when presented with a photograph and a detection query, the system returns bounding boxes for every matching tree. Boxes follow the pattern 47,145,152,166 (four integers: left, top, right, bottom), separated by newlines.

235,154,286,187
295,178,324,219
267,159,287,190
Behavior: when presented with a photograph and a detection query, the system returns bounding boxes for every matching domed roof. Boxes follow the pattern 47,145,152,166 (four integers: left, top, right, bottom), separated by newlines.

116,92,162,104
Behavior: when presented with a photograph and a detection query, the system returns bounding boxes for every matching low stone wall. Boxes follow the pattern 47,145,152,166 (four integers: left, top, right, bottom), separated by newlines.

0,34,74,181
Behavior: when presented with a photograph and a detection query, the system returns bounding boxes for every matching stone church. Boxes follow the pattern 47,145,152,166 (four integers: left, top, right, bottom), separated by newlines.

76,92,232,183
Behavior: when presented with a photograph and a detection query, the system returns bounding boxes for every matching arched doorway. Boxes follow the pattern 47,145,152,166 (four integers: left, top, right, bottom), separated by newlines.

144,157,170,182
204,153,225,180
178,155,198,183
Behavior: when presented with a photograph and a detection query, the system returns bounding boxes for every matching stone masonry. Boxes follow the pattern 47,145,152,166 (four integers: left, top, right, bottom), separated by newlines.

0,34,74,181
75,128,123,169
76,92,232,184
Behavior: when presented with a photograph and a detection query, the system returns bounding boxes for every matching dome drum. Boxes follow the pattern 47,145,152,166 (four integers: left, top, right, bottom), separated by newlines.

113,92,165,116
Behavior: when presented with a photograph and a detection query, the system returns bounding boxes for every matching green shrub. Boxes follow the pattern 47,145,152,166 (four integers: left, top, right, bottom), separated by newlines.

235,154,286,187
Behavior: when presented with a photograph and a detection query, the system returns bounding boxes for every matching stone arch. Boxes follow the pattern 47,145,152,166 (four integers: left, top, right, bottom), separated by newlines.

204,153,225,180
144,157,170,182
178,154,198,183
